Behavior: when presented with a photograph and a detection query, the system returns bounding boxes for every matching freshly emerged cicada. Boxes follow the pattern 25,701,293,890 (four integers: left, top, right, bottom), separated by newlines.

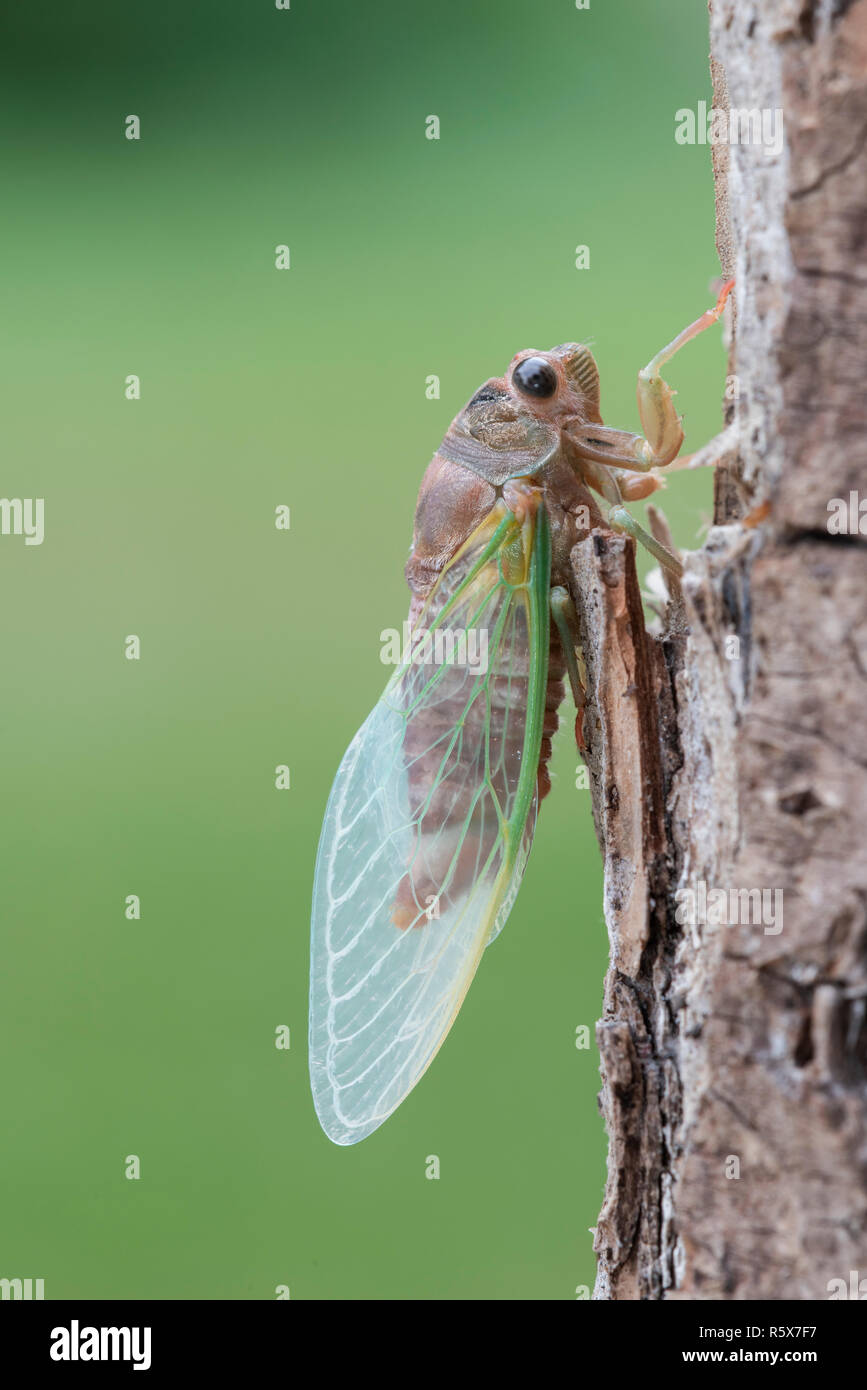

310,282,734,1144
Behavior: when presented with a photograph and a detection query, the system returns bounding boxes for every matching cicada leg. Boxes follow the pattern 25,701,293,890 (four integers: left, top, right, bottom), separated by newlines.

565,279,735,475
605,502,683,578
586,464,684,577
550,586,588,752
633,277,735,469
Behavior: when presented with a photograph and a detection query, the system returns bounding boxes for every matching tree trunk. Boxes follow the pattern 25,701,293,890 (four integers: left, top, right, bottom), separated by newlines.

584,0,867,1300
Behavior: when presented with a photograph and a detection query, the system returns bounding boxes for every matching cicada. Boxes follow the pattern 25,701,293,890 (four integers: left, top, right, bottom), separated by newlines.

309,281,734,1145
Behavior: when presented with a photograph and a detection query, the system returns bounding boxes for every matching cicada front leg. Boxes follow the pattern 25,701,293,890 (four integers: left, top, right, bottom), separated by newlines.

633,277,735,469
566,279,735,477
565,280,734,573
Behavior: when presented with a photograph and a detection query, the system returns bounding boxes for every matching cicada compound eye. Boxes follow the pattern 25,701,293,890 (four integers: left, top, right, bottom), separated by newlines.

512,356,557,400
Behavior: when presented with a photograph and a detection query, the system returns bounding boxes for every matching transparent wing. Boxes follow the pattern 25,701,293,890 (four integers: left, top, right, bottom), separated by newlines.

309,495,550,1145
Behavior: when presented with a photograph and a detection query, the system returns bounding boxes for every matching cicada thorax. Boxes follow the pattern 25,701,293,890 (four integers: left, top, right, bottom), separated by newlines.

433,380,561,488
404,453,497,628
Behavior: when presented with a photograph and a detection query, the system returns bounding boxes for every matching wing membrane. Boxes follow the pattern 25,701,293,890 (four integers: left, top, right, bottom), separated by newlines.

309,496,550,1144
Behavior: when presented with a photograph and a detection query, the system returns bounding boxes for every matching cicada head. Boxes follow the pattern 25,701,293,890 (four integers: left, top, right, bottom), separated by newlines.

437,342,603,485
503,342,603,430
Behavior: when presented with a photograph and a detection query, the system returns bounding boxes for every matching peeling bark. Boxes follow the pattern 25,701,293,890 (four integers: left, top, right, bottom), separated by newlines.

586,0,867,1300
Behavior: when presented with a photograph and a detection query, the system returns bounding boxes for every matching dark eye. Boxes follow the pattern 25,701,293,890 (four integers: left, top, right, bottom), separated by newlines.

512,356,557,399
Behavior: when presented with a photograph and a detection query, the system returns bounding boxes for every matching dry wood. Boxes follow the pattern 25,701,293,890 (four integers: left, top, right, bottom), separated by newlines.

584,0,867,1299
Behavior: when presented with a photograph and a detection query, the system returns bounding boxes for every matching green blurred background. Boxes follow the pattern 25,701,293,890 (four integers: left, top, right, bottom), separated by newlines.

1,0,726,1299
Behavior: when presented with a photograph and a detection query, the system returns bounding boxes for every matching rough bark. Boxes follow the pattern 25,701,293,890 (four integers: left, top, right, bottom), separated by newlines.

584,0,867,1300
